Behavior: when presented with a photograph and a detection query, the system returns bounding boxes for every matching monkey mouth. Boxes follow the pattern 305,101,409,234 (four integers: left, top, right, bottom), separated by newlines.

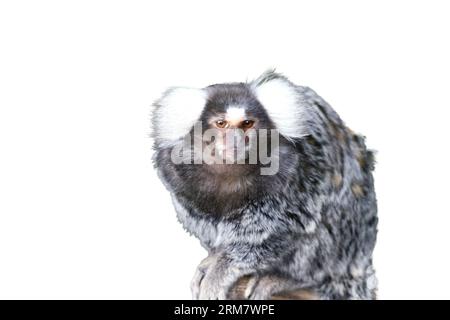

217,145,250,163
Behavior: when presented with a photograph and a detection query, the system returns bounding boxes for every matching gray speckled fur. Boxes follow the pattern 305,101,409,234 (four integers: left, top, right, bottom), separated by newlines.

152,71,378,300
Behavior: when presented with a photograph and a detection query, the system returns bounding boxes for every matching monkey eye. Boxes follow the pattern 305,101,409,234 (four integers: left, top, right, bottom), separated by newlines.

241,120,255,129
215,120,228,128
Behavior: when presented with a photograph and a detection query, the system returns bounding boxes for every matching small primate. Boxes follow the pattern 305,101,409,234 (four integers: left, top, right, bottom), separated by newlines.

152,70,378,300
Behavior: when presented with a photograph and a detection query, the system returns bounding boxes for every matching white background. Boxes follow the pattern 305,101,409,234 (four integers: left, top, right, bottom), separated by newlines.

1,0,449,299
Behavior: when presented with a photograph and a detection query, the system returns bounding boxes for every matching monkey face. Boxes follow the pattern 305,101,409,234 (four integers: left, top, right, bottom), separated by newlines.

153,71,310,177
204,114,255,164
197,83,276,166
152,71,312,211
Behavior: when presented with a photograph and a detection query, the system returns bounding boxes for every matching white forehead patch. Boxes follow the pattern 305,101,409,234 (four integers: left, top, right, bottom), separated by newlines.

225,106,246,121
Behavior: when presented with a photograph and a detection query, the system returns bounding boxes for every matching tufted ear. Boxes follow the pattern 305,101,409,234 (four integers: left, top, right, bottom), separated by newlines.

152,87,207,147
251,70,309,140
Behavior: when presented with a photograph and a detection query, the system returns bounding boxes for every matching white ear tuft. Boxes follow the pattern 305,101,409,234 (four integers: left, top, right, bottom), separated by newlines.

152,87,206,146
251,71,309,139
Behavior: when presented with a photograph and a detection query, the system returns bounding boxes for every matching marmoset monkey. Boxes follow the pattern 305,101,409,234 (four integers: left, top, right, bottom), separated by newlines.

152,70,378,300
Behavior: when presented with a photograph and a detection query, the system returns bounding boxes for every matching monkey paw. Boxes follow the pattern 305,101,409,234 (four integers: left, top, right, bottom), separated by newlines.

197,272,229,300
192,253,244,300
196,259,238,300
244,275,278,300
244,274,310,300
191,254,218,300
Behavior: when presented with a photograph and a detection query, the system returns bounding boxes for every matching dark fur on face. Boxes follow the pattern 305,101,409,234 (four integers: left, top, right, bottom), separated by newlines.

202,83,273,129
